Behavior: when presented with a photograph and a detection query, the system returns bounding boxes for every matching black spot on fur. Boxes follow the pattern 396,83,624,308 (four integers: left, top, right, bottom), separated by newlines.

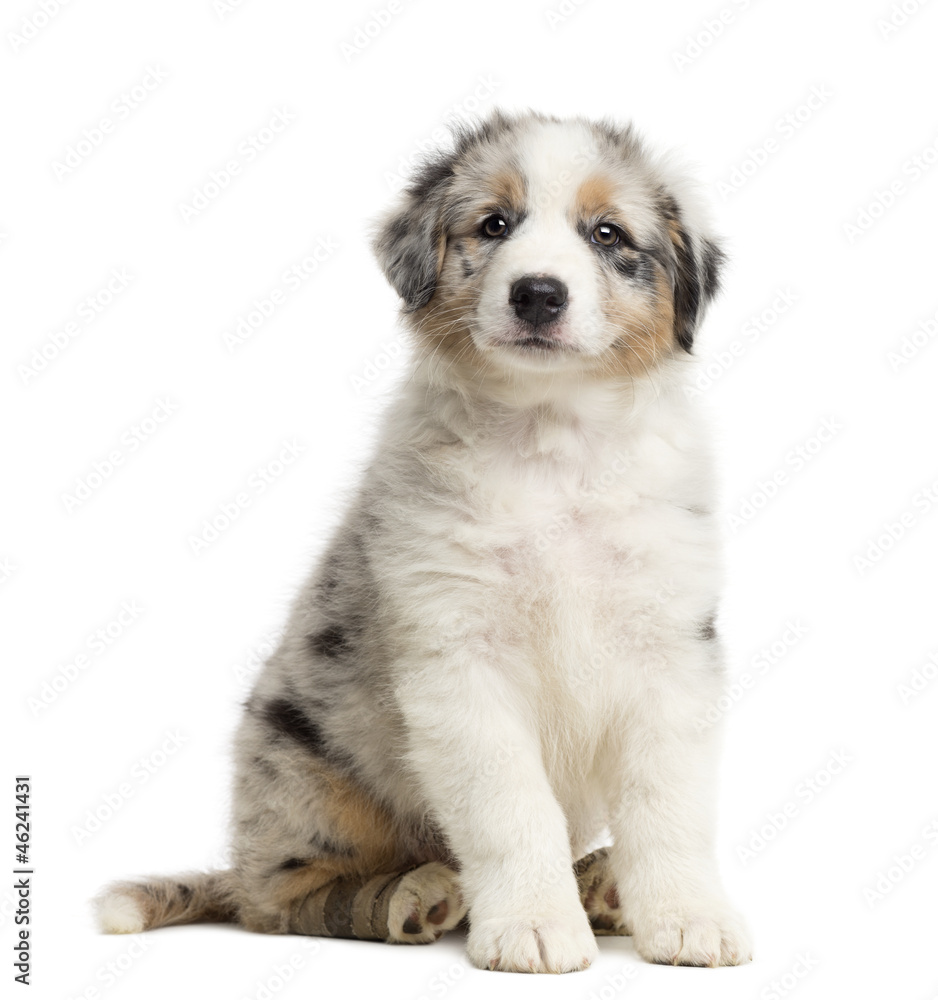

272,852,352,876
260,698,327,756
701,239,725,301
250,754,279,781
594,246,658,291
278,857,308,871
698,616,717,642
656,191,680,222
176,882,193,903
592,117,641,155
579,219,661,290
657,186,723,353
608,253,639,280
409,154,457,202
307,625,352,660
373,151,456,310
385,214,411,243
449,110,520,160
316,553,345,601
672,227,700,354
453,240,475,278
236,815,264,837
670,223,724,353
310,832,356,857
637,254,660,286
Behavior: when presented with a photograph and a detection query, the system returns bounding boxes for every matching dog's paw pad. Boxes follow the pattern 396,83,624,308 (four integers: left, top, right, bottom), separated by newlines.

387,862,465,944
574,848,627,936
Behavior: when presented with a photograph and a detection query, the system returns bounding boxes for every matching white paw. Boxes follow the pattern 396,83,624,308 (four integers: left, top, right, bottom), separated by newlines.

631,901,752,967
387,862,466,944
467,911,598,973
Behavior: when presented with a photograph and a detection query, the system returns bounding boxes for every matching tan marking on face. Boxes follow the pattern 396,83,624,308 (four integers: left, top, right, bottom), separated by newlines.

666,216,685,251
598,271,676,379
574,173,619,224
489,168,526,215
409,267,485,380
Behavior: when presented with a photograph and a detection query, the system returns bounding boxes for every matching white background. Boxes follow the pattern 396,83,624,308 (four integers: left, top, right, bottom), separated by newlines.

4,1,938,998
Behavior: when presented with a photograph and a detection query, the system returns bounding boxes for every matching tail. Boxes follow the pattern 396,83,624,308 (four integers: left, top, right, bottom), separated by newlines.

94,870,238,934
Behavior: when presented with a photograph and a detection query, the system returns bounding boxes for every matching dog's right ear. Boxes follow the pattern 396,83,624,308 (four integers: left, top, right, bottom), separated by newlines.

371,156,454,311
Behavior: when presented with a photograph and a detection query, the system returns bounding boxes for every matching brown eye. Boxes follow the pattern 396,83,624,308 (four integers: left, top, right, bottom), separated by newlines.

591,224,620,247
481,215,508,238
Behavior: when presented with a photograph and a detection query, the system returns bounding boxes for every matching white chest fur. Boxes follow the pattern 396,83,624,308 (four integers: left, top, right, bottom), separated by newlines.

388,375,718,696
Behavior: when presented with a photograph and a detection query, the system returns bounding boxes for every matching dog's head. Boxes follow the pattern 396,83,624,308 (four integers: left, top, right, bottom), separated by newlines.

373,111,724,383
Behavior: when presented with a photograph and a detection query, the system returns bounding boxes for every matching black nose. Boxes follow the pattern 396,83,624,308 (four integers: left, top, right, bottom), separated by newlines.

509,275,568,326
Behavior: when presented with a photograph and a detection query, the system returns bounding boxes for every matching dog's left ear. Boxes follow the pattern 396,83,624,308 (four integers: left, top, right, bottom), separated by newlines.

662,197,726,353
372,158,453,311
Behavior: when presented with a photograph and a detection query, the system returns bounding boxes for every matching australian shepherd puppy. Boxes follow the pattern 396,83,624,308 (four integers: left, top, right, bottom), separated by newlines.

96,110,752,974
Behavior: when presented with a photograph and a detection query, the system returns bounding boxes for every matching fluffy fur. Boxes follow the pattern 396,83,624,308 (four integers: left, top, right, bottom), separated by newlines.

96,110,751,973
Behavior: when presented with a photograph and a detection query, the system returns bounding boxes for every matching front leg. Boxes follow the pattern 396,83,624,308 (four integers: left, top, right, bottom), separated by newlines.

604,670,753,967
395,655,597,973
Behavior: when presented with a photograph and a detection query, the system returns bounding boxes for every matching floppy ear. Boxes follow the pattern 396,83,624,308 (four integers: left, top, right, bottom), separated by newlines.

661,196,726,353
371,158,453,311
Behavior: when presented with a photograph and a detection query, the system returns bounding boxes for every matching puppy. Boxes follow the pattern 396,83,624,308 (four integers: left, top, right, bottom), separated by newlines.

96,110,752,973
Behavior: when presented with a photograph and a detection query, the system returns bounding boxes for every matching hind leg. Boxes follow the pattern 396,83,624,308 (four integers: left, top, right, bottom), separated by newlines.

287,861,465,942
575,848,627,935
230,707,465,943
234,773,466,943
